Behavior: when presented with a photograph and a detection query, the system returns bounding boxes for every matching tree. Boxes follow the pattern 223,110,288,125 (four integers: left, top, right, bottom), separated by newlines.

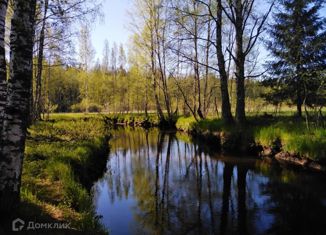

78,24,95,112
0,0,8,134
32,0,102,120
215,0,234,123
0,0,37,213
34,0,49,120
48,66,81,112
110,42,118,72
151,0,173,122
264,0,326,117
168,0,209,120
118,43,127,71
111,42,118,112
102,39,110,72
129,0,174,123
171,0,234,122
222,0,273,123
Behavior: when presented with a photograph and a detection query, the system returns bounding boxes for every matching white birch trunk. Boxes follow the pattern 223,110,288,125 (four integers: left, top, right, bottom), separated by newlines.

0,0,36,213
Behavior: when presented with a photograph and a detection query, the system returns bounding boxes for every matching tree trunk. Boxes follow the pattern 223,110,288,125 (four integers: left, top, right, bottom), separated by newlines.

0,0,37,213
34,0,49,121
0,0,8,135
151,39,164,121
297,95,302,117
235,60,246,123
296,78,303,117
154,12,172,122
234,0,246,124
216,0,233,123
149,1,164,122
203,8,211,117
193,2,204,119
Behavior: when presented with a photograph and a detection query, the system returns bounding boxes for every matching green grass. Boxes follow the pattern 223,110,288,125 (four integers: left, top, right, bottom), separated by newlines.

255,123,326,160
49,112,162,128
21,116,109,234
176,115,326,161
47,113,326,161
176,116,237,133
175,116,197,132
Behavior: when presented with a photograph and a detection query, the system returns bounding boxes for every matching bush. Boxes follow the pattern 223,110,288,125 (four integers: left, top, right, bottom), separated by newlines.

70,99,103,113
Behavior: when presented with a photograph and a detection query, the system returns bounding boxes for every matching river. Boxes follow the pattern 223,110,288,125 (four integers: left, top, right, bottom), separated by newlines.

92,128,326,235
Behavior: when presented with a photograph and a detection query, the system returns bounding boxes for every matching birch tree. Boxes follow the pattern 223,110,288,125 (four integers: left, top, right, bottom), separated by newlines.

0,0,8,133
102,39,110,72
129,0,174,123
0,0,37,213
79,24,95,113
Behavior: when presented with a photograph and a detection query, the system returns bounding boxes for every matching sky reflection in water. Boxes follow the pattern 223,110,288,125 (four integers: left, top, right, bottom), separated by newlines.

93,128,326,235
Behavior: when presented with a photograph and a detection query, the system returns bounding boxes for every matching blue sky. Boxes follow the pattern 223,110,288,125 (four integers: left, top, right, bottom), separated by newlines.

91,0,132,62
90,0,326,63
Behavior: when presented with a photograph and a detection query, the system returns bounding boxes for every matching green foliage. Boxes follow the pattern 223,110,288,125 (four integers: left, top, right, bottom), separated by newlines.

44,51,276,118
263,0,326,111
48,67,81,112
21,117,109,233
71,99,103,113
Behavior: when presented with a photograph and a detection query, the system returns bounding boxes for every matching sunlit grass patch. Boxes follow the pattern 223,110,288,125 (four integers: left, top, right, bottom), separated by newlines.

254,121,326,160
175,116,197,132
21,116,109,234
176,114,325,160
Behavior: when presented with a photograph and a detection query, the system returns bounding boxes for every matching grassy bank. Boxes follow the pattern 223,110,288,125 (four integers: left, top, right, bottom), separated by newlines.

49,112,161,127
19,117,110,234
254,122,326,161
176,116,326,162
45,113,325,162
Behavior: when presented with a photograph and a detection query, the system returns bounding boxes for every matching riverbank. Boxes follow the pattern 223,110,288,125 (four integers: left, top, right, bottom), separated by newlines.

176,116,326,172
49,113,161,128
17,117,110,234
49,113,326,172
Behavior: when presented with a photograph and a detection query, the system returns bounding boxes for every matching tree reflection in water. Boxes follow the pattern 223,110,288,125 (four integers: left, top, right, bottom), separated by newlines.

93,128,326,235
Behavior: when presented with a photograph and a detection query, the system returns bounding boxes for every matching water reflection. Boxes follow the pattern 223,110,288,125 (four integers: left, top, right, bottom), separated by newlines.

93,128,326,235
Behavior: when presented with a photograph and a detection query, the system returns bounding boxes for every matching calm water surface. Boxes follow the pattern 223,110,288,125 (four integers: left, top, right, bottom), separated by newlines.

93,128,326,235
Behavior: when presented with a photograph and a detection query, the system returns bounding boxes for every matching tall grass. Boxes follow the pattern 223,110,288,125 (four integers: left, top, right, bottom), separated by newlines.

254,122,326,160
176,116,232,132
176,115,325,160
21,116,109,234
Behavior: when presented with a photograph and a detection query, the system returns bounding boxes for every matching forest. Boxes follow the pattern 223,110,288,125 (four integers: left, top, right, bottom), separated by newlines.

0,0,325,234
